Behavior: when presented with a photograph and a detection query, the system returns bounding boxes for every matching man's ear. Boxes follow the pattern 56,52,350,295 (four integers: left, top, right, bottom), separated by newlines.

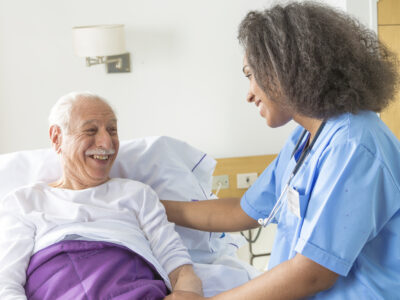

49,125,63,154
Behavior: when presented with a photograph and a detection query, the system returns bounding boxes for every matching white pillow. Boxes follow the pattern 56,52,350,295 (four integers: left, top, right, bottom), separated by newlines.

0,136,240,255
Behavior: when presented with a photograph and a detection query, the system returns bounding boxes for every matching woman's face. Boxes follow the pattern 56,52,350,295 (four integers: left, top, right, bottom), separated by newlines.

243,56,293,128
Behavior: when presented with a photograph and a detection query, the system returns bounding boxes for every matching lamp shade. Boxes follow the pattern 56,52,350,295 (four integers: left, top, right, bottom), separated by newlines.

72,24,126,57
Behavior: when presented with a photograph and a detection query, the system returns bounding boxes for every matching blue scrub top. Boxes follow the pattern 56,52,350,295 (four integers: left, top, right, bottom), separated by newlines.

241,111,400,299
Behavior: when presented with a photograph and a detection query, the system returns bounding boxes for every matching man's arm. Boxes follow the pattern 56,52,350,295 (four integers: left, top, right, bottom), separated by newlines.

165,253,338,300
161,198,259,232
168,264,203,295
0,197,35,300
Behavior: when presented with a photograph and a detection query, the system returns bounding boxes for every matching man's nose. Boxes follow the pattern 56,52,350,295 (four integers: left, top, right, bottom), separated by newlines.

96,128,114,149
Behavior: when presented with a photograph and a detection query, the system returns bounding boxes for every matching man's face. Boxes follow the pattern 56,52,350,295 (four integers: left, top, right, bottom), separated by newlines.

60,98,119,188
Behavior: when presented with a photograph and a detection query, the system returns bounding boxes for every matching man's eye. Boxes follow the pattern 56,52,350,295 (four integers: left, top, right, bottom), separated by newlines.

108,128,118,135
85,129,96,134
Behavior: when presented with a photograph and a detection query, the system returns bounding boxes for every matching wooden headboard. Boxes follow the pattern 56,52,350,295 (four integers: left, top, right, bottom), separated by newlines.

212,154,277,198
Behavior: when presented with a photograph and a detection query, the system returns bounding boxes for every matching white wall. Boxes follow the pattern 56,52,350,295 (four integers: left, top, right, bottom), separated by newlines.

0,0,279,156
0,0,374,158
346,0,378,33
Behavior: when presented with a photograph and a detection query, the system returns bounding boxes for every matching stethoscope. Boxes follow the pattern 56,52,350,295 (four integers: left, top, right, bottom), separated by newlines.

258,121,326,227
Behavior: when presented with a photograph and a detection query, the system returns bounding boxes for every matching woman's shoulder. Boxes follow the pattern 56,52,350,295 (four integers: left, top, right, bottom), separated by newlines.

325,112,400,183
328,111,399,150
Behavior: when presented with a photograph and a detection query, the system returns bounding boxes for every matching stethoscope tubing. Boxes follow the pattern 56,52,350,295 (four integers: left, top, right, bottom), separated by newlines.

258,121,326,227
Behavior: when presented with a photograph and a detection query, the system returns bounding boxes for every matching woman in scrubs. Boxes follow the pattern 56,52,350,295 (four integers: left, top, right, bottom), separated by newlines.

163,2,400,299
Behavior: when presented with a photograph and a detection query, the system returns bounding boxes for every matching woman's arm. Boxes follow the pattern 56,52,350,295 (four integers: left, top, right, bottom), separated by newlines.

212,253,338,300
161,198,259,232
168,264,203,295
165,253,339,300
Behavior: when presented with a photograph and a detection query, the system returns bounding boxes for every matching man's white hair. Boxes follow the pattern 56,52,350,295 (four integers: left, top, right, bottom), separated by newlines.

48,91,114,133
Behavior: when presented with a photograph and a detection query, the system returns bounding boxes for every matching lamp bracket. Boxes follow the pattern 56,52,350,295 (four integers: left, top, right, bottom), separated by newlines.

84,53,131,73
86,56,107,66
106,53,131,73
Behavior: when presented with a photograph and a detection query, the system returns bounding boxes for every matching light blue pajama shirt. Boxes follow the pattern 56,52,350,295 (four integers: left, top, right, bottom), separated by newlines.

241,111,400,299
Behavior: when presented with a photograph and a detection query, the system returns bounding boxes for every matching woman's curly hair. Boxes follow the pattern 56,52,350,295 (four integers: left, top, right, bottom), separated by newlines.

238,1,399,119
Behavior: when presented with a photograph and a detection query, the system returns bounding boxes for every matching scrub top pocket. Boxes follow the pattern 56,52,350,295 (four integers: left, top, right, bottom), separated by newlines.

288,186,310,219
277,188,311,259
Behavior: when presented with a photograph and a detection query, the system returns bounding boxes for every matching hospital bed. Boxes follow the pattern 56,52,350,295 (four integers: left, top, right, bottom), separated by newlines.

0,136,273,297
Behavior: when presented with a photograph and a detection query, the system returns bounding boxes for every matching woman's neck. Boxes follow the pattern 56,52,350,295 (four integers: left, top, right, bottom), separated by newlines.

293,115,324,142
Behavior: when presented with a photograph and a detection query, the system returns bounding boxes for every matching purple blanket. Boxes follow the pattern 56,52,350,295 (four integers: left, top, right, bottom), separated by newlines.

24,240,168,300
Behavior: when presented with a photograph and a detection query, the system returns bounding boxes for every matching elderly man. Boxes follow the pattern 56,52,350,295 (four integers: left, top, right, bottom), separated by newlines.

0,92,202,299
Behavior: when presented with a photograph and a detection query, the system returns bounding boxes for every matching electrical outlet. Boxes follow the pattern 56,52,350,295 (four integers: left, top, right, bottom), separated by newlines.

237,173,258,189
212,175,229,190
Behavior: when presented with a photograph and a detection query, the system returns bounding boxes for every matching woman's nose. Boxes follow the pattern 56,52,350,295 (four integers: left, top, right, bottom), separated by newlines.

246,91,255,103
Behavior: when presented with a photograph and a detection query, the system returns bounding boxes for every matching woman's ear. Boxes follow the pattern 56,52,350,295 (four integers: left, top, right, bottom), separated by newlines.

49,125,62,154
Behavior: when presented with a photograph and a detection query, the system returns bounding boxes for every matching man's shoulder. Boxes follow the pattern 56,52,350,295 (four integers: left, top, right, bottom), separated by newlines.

0,181,47,210
109,177,146,187
108,178,154,194
3,181,46,197
106,178,159,207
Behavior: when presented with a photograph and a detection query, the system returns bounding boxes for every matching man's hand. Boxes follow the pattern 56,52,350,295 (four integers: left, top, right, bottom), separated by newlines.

164,290,208,300
168,264,203,296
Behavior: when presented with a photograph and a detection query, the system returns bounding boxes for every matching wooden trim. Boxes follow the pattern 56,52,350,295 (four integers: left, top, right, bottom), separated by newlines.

378,0,400,25
213,154,277,198
378,0,400,139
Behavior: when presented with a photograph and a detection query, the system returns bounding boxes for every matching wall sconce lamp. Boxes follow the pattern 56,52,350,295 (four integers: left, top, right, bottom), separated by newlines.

72,24,130,73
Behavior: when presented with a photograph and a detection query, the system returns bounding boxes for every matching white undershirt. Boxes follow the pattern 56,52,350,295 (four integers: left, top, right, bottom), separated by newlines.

0,178,192,298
